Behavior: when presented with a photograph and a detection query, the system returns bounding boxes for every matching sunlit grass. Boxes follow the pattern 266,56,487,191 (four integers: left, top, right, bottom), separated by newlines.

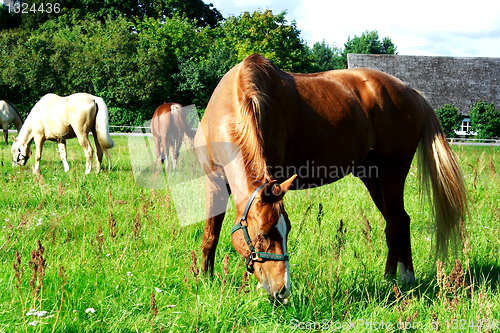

1,138,499,332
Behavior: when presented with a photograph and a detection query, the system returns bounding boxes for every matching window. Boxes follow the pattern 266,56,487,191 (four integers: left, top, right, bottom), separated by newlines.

460,118,471,133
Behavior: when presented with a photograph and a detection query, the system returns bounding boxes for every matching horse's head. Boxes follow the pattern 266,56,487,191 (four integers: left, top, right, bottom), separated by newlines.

231,175,296,304
11,137,31,166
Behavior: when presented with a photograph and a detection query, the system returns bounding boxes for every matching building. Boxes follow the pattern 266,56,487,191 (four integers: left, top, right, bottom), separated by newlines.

347,54,500,136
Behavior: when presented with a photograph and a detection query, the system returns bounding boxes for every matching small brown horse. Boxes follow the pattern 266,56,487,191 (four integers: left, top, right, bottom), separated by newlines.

195,54,467,303
151,103,196,170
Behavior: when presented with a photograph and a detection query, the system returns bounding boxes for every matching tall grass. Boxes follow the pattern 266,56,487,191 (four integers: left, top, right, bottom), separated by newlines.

1,138,499,332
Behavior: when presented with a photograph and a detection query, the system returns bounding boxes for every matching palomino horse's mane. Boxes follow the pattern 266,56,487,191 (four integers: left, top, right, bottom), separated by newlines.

232,54,278,188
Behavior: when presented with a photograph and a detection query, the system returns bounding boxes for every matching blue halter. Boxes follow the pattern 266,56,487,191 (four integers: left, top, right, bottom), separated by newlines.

230,181,289,273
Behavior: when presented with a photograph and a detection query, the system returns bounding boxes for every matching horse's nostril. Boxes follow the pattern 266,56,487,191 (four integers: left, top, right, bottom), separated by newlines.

275,293,290,305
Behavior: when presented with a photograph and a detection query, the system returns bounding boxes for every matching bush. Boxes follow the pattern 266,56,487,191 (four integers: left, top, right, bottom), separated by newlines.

469,99,500,139
435,104,462,138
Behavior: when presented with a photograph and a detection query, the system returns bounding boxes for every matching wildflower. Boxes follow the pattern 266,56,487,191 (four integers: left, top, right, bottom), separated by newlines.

28,321,37,326
26,309,48,317
155,287,162,293
4,218,9,222
26,309,36,316
127,272,133,277
85,308,96,314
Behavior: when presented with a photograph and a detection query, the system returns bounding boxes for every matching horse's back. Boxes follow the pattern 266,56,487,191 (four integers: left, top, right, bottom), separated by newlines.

151,103,177,137
202,54,429,186
28,93,98,139
0,101,14,123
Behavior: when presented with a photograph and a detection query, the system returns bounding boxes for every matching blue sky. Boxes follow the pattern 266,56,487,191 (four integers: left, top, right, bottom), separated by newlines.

205,0,500,57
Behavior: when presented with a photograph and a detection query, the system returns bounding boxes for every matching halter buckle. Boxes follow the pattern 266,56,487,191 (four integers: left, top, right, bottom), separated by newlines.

250,251,260,261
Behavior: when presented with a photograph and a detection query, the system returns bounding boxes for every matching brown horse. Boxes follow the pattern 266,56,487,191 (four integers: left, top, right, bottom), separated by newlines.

194,54,467,303
151,103,196,170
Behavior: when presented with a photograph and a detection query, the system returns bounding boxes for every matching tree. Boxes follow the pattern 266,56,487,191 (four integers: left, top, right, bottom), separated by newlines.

309,40,344,72
0,0,223,31
0,14,209,124
0,2,22,30
435,104,462,138
341,30,397,67
217,10,312,73
469,99,500,139
175,46,237,110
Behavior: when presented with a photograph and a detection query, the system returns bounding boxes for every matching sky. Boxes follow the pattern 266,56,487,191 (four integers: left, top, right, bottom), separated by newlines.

205,0,500,57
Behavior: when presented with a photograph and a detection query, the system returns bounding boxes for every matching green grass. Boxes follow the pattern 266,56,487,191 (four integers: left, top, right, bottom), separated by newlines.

1,138,499,332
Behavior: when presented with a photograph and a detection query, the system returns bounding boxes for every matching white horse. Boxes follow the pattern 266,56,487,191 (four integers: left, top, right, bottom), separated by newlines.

0,100,23,145
12,93,114,174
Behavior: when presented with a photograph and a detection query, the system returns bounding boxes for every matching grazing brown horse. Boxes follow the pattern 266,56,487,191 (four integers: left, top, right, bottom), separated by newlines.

194,54,467,303
151,103,196,170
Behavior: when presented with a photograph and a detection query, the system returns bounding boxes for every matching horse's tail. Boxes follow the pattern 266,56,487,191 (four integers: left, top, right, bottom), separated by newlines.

416,90,468,258
94,97,115,151
171,103,196,139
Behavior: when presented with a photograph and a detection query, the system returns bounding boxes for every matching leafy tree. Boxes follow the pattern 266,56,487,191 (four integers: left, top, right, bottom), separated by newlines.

0,0,222,31
435,104,462,138
469,99,500,139
0,14,209,124
0,3,22,30
175,46,237,110
309,40,344,72
341,30,397,67
217,10,312,73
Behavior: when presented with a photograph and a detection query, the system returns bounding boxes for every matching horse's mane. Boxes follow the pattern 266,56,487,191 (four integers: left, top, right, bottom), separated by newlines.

232,54,276,188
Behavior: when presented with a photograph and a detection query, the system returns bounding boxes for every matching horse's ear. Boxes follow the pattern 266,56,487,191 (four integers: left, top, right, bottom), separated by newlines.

11,136,17,142
262,174,297,202
279,174,297,195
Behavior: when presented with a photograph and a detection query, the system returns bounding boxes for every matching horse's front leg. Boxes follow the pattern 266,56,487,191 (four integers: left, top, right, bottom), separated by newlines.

3,127,8,145
33,136,45,173
76,134,94,174
201,173,231,275
58,140,70,172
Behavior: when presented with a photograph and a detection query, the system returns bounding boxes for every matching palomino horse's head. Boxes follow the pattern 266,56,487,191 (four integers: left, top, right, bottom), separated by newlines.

11,137,31,166
231,175,296,303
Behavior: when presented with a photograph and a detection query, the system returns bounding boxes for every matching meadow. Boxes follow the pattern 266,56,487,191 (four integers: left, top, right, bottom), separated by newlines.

0,136,499,332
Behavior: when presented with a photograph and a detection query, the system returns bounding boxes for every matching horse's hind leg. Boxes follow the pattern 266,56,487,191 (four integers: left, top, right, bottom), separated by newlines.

92,128,104,171
359,159,414,283
172,134,182,169
58,140,70,172
163,135,170,170
76,134,94,174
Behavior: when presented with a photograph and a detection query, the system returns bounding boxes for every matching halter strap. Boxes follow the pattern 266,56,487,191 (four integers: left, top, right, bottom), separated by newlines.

14,148,27,164
230,181,289,273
